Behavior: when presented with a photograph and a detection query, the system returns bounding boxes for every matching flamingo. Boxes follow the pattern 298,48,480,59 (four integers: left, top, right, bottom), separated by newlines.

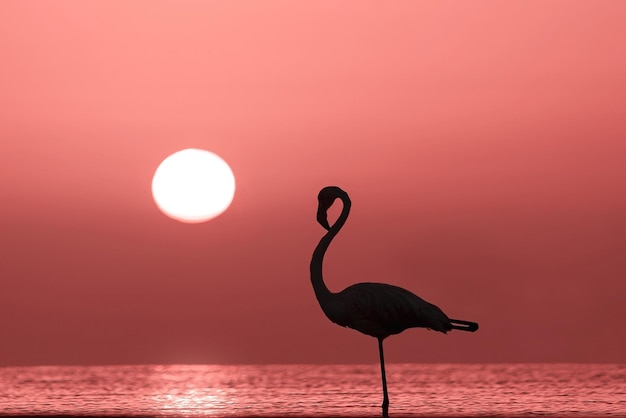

310,186,478,417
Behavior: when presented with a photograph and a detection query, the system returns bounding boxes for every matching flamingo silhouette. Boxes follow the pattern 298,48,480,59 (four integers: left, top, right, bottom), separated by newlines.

310,186,478,417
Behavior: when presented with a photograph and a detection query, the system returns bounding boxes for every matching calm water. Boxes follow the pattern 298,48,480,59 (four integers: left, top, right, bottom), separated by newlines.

1,364,625,417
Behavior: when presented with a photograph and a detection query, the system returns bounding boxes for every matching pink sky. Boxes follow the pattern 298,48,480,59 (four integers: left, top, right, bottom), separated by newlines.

1,1,625,366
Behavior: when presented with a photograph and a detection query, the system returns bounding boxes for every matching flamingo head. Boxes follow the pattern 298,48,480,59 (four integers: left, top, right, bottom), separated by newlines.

317,186,345,230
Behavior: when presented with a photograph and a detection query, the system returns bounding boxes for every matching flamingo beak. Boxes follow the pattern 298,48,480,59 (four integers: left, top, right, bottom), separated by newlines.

317,205,331,230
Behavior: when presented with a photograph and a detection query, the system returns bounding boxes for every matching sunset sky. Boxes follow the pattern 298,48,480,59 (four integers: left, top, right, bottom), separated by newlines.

1,1,625,366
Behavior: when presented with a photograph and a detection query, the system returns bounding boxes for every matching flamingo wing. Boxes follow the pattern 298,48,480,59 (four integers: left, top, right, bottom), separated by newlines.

333,282,453,338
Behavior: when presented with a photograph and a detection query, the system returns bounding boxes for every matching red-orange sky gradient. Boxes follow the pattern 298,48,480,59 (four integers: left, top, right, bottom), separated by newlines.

1,1,625,366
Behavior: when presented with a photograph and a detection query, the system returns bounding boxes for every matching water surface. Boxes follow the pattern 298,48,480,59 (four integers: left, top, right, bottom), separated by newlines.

1,364,624,417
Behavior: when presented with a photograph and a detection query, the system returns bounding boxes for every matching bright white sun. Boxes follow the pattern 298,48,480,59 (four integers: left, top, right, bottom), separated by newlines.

152,149,236,223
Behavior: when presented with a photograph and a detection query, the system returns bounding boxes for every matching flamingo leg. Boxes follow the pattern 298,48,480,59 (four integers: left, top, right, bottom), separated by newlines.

378,338,389,417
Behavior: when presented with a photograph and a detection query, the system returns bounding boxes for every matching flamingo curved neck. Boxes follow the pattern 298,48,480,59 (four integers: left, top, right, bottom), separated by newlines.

310,194,351,306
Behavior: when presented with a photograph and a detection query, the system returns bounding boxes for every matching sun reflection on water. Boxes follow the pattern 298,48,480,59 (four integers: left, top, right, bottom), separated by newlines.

148,365,235,415
152,389,231,415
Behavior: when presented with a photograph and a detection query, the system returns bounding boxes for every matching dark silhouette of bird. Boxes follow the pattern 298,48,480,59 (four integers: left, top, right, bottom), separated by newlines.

310,186,478,417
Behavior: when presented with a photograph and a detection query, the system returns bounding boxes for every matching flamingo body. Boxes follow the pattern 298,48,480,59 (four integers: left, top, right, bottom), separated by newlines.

324,282,453,338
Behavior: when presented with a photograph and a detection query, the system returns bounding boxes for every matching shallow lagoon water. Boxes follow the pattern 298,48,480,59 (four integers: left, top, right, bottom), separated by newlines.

1,364,625,417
